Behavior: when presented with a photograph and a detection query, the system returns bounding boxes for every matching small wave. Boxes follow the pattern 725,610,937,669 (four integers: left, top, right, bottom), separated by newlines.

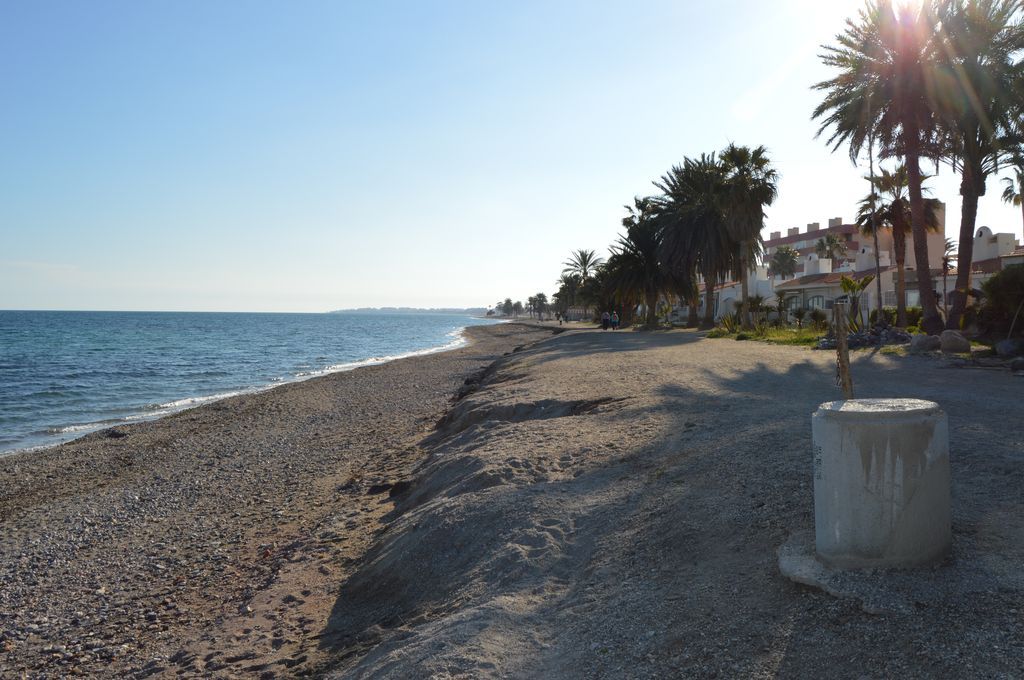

148,390,247,412
46,421,117,435
295,330,469,380
3,322,481,455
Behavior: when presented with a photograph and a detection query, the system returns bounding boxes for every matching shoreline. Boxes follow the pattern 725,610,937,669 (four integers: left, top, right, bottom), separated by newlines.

1,318,501,459
4,325,1020,677
0,322,558,677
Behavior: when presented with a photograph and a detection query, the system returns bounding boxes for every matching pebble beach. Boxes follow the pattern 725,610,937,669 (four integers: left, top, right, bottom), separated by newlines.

2,323,1022,678
0,323,553,677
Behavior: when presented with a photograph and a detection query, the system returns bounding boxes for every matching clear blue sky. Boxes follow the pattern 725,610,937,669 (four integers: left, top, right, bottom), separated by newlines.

2,0,1020,312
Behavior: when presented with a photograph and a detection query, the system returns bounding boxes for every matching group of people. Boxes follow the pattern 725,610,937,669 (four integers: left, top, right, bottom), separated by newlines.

600,311,619,330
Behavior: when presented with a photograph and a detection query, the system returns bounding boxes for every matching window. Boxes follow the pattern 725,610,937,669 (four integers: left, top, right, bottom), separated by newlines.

808,295,825,309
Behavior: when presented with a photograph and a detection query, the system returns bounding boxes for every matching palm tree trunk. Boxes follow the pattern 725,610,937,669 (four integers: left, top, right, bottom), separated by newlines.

948,165,980,330
904,130,942,334
701,272,715,330
871,228,883,324
942,269,948,319
895,232,908,327
868,131,883,326
740,245,752,331
687,292,699,327
646,290,658,327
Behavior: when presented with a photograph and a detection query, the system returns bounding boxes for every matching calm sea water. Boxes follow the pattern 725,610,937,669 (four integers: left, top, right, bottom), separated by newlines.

0,311,501,454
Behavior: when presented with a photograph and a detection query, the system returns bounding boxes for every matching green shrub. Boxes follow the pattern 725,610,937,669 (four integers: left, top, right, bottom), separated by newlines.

809,308,827,330
906,306,923,327
735,332,751,341
906,324,920,334
980,265,1024,336
706,328,729,338
869,307,897,326
793,308,807,329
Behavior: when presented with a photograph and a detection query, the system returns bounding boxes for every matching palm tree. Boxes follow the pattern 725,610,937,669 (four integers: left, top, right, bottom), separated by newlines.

856,188,886,320
656,153,734,329
562,249,604,282
815,233,847,262
941,238,957,319
534,293,548,319
607,197,684,328
555,273,581,312
512,301,523,317
774,292,792,323
840,274,876,328
747,294,767,324
1001,160,1024,236
856,165,943,326
813,0,946,334
720,144,779,330
502,298,514,317
936,0,1024,330
769,246,799,279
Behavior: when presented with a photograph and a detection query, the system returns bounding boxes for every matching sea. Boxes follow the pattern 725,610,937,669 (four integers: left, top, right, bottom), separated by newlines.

0,311,502,454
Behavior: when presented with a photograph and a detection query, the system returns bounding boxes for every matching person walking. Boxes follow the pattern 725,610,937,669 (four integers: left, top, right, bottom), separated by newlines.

611,311,619,330
601,311,610,330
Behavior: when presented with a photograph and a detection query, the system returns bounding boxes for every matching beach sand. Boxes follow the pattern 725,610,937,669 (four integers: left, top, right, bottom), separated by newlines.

0,323,554,677
2,324,1023,677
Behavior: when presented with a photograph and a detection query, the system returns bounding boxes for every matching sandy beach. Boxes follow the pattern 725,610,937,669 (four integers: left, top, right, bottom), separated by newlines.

3,323,1023,678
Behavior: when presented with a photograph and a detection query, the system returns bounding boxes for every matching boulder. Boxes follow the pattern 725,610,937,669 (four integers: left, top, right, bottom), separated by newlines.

909,334,941,354
939,330,971,354
995,338,1024,359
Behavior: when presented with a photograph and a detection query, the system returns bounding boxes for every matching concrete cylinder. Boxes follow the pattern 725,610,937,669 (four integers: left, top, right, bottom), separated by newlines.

812,398,950,568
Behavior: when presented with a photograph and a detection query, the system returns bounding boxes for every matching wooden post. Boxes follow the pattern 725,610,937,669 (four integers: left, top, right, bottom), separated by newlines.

834,302,854,399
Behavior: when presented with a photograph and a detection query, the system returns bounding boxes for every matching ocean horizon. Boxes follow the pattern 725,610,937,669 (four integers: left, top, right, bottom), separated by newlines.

0,310,502,454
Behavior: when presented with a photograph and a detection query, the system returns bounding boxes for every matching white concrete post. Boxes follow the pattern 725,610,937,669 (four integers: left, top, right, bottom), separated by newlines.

812,399,951,568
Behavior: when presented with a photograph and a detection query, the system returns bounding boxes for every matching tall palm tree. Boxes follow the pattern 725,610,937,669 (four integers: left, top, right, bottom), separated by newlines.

935,0,1024,330
814,0,946,334
856,165,944,326
815,233,847,262
856,189,886,318
656,153,734,329
941,238,958,319
720,144,779,330
1002,160,1024,236
609,197,685,327
769,246,800,279
555,273,581,310
562,249,604,282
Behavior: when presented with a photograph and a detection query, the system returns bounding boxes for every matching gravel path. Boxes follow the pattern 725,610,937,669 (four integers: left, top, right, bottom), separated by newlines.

0,323,554,678
317,328,1023,678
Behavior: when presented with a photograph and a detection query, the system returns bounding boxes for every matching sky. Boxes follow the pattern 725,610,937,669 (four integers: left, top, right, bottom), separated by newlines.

2,0,1022,312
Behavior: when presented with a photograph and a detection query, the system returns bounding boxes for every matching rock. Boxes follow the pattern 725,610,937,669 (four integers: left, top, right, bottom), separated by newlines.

909,334,941,353
995,338,1024,358
940,330,971,354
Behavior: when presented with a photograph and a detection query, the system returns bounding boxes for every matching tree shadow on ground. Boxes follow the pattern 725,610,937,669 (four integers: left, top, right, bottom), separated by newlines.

315,331,1024,678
